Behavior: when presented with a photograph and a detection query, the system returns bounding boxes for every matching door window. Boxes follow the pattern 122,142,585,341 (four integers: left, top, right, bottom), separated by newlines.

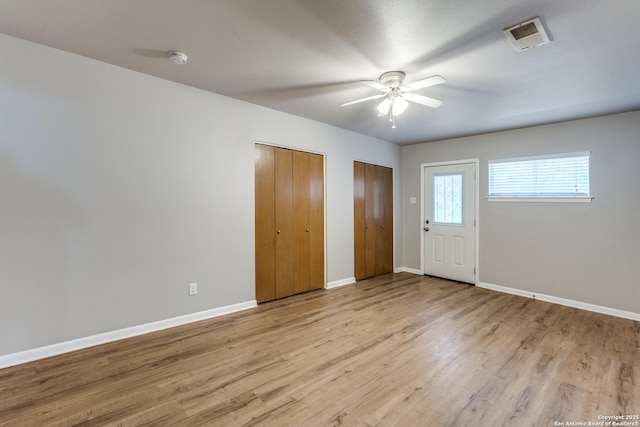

433,173,463,225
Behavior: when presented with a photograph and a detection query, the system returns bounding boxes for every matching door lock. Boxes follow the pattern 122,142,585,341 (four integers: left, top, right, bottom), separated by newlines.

424,227,430,232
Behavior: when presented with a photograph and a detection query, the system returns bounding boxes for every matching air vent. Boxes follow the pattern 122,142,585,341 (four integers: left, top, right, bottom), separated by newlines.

503,17,550,52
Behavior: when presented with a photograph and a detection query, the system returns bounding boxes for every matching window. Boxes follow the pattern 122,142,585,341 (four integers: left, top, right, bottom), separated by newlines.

433,173,463,224
488,152,591,202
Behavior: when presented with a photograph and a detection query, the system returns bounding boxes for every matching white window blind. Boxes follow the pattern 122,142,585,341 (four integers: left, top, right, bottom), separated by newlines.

488,152,591,201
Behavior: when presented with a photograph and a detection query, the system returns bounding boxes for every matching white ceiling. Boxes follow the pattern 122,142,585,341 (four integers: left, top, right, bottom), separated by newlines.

1,0,639,145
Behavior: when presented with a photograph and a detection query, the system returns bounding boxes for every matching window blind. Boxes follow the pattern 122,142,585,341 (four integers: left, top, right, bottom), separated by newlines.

488,152,590,199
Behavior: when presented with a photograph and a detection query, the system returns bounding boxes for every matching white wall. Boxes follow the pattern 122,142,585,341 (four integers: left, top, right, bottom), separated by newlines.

0,33,401,358
402,111,640,315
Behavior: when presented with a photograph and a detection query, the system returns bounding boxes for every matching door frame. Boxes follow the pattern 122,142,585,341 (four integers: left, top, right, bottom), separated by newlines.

420,159,479,284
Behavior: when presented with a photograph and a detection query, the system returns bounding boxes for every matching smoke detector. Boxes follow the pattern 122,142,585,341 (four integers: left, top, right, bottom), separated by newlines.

503,17,550,52
168,51,188,65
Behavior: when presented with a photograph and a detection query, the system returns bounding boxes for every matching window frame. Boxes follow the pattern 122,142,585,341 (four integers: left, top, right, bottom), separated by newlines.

487,151,593,203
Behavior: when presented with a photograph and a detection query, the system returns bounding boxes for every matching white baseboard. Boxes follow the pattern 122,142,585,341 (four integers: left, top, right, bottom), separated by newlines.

394,267,422,275
478,282,640,321
326,277,356,289
0,300,257,370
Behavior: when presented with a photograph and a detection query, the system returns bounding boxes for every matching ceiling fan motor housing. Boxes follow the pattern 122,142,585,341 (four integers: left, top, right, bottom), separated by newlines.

379,71,406,88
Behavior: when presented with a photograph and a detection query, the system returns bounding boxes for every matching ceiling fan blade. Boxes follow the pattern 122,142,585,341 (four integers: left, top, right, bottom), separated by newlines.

404,93,443,108
340,93,387,107
400,75,445,92
361,80,391,92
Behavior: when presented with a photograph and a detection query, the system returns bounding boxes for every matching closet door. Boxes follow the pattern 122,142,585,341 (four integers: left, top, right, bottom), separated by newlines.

255,144,324,302
364,163,377,278
354,161,393,280
293,150,311,294
293,150,325,293
255,145,276,302
375,165,394,275
353,162,366,280
274,147,294,299
308,152,325,290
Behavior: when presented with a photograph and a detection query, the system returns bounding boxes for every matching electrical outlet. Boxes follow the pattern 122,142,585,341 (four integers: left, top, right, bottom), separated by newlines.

189,282,198,296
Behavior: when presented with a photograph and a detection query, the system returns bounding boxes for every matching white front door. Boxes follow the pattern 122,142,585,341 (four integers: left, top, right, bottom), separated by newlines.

423,161,477,284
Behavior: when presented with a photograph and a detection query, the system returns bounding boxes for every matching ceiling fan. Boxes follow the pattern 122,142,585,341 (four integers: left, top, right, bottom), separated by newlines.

340,71,445,128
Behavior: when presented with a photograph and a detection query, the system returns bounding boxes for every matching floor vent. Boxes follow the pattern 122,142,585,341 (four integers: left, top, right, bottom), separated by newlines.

503,17,550,52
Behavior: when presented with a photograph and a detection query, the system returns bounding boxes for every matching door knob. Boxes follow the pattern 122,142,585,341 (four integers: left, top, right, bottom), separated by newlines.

277,230,281,234
306,228,310,232
424,227,430,232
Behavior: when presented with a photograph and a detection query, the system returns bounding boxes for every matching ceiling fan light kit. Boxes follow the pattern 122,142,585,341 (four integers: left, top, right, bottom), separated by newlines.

341,71,445,128
392,96,409,115
376,91,409,116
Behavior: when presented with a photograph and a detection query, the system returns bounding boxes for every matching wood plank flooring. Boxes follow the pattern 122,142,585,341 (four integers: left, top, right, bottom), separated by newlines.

1,273,638,426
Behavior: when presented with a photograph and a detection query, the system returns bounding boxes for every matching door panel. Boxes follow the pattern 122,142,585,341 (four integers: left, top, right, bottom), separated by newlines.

364,163,377,278
309,153,324,290
292,150,310,294
377,165,394,275
255,144,276,303
274,147,294,298
424,162,476,284
452,236,465,266
353,162,366,280
432,234,444,264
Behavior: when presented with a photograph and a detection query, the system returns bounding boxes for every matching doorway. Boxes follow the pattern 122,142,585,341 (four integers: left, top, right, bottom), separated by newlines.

421,160,478,284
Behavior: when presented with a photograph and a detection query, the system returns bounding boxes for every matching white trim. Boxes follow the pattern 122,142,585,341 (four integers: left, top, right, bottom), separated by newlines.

420,159,480,285
325,277,356,289
352,158,395,169
488,151,591,164
488,197,593,203
395,267,422,275
254,140,327,157
0,300,257,370
421,158,480,167
478,282,640,321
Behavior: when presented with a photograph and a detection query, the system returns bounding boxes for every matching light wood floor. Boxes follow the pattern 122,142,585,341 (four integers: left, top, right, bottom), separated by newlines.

1,273,638,426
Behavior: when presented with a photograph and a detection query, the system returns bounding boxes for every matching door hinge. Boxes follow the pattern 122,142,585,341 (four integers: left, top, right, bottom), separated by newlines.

474,219,476,227
474,267,476,275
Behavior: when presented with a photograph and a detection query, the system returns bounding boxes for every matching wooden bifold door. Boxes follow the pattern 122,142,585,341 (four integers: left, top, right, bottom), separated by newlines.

255,144,324,303
354,161,393,280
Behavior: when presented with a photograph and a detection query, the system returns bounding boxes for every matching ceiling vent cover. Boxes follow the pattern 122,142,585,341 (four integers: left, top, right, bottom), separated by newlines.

504,17,550,52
